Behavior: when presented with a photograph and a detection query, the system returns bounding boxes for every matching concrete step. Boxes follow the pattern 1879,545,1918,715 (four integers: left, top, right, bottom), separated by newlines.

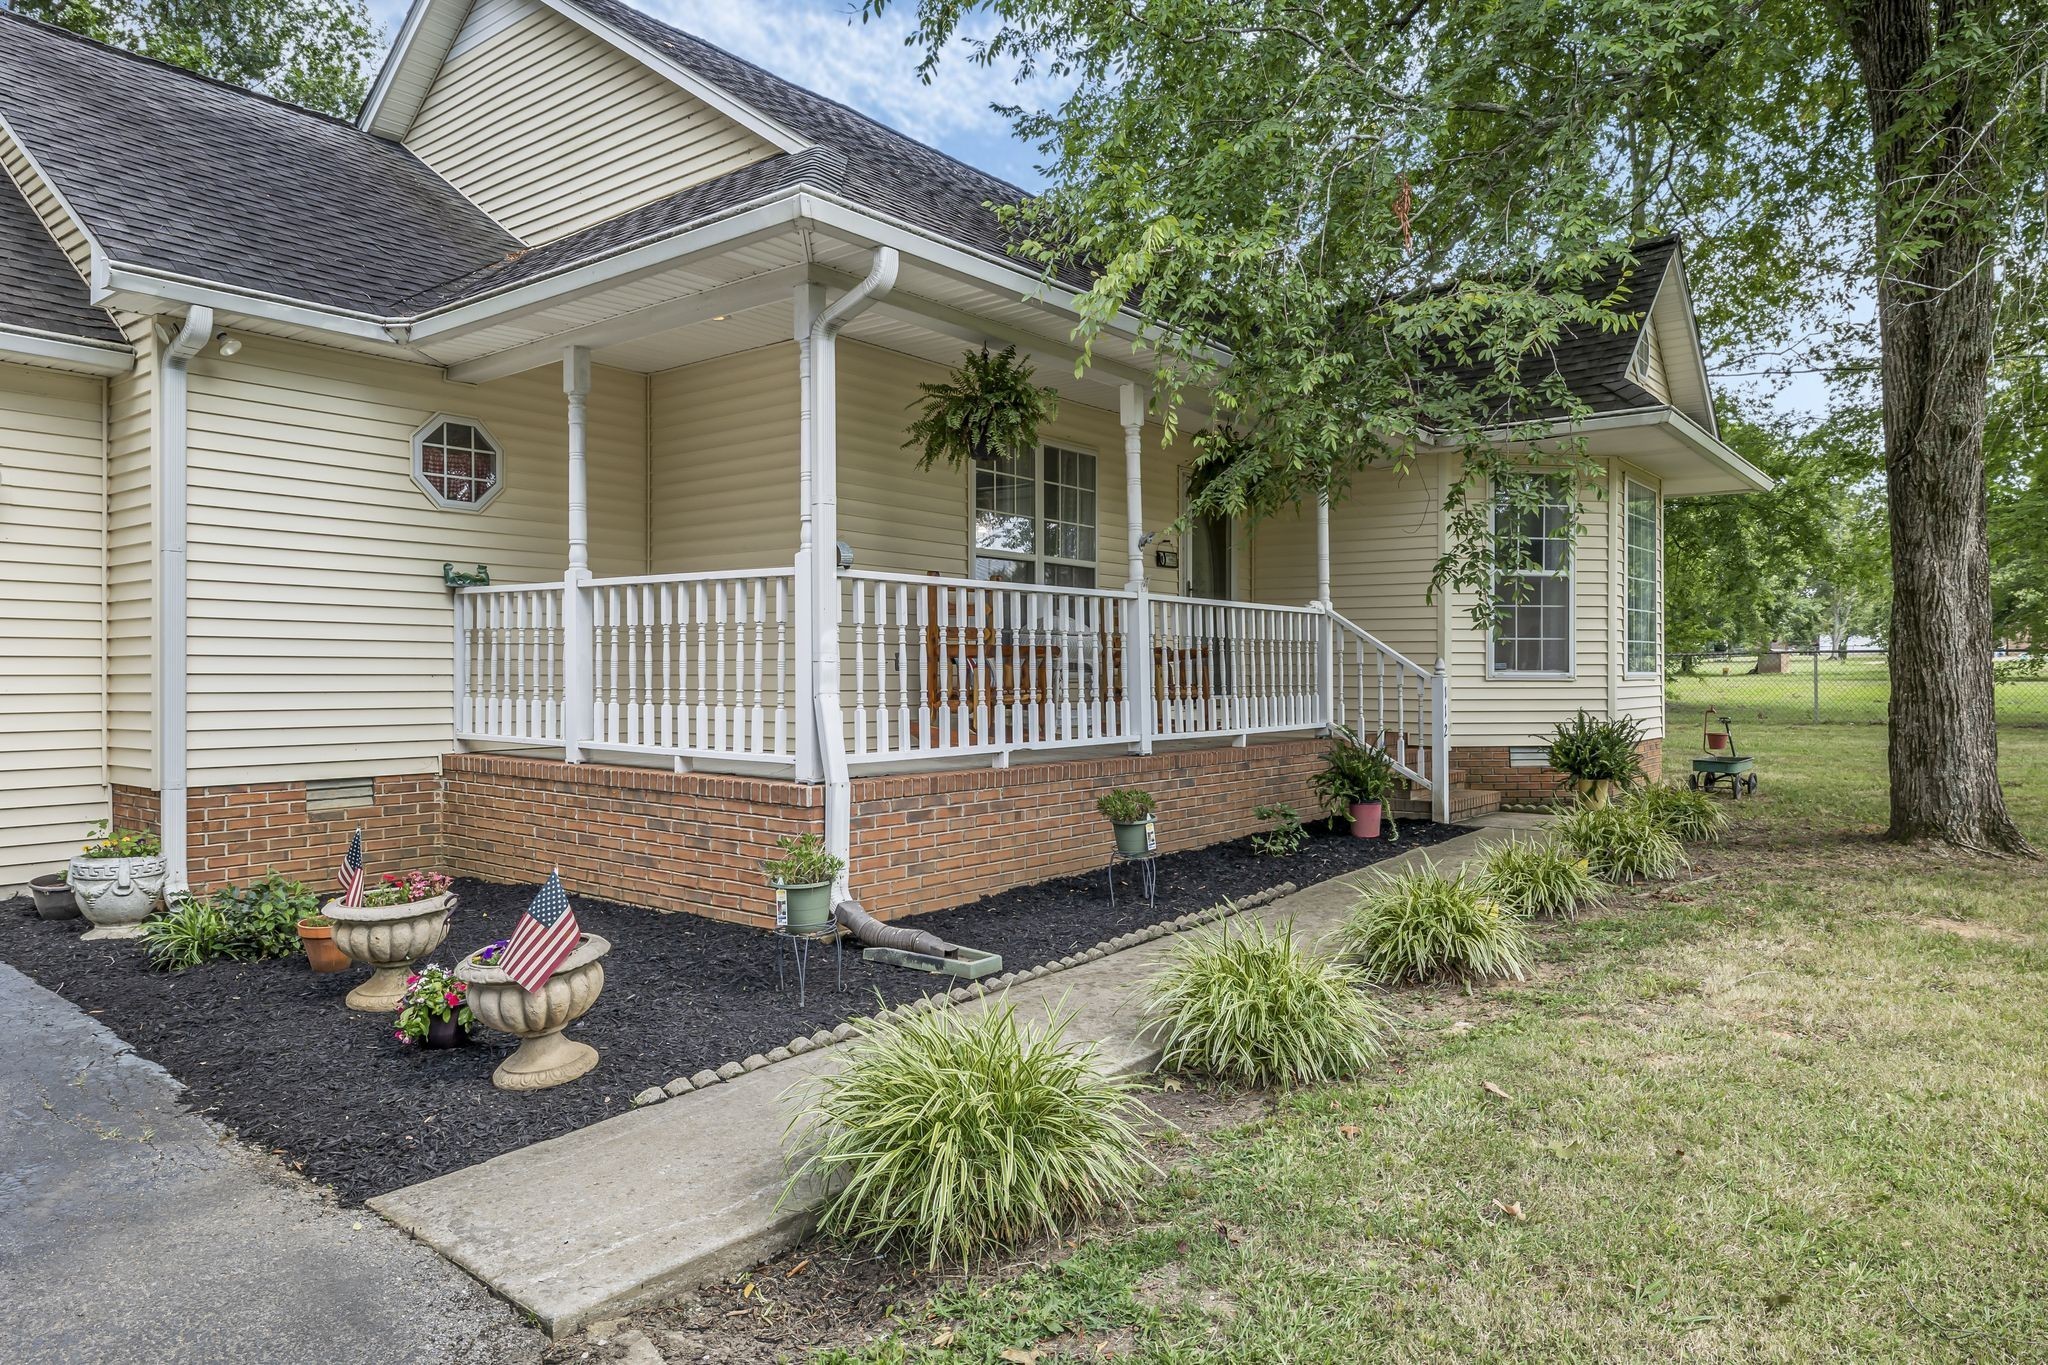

1392,786,1503,823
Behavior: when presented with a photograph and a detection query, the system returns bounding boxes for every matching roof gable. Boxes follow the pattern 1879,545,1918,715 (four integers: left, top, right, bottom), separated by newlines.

0,167,122,345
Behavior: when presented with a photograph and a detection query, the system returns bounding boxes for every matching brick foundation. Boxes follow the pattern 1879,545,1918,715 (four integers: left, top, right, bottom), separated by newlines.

1450,738,1663,804
106,739,1329,927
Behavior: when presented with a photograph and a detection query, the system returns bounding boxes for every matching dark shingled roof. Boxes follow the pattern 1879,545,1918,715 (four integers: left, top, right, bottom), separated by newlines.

0,174,123,344
0,10,521,316
1436,237,1680,420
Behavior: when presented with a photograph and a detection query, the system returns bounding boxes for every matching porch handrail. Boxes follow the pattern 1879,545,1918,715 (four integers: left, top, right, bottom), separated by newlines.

1327,608,1450,819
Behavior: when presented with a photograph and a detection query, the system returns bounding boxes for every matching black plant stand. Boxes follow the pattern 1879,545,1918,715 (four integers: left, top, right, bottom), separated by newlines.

774,925,845,1007
1105,850,1158,909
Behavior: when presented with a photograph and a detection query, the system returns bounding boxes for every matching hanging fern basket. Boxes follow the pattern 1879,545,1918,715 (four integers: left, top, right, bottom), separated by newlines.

903,344,1058,470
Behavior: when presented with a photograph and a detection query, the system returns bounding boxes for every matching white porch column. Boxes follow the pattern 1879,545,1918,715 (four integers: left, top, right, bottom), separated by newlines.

1118,382,1153,753
792,284,826,783
561,347,593,762
1315,489,1332,606
1315,488,1335,732
1431,656,1452,823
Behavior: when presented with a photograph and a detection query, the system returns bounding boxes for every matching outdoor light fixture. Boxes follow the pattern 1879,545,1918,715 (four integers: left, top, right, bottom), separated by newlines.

215,332,242,357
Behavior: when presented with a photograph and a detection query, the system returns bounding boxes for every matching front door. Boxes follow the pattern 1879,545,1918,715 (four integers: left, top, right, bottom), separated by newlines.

1186,510,1232,600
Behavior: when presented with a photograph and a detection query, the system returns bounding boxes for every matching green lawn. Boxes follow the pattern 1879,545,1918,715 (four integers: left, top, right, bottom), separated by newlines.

1666,656,2048,727
823,723,2048,1363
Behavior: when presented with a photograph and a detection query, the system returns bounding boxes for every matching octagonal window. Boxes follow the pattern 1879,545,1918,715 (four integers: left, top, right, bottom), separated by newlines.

411,415,503,510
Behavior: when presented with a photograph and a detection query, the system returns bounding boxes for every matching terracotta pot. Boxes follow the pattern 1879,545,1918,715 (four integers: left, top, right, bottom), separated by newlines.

459,934,610,1092
422,1016,470,1050
1705,732,1730,751
322,893,455,1012
1349,801,1384,839
297,919,350,974
30,873,80,921
66,854,167,940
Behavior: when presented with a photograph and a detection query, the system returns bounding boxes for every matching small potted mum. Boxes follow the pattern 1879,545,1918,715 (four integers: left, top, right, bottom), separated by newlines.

67,822,168,940
1097,788,1157,856
1312,728,1401,839
394,963,473,1049
763,834,843,932
297,911,347,973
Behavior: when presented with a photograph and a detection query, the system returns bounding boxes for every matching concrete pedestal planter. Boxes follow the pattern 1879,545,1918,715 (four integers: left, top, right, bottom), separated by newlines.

29,873,79,921
323,894,455,1011
67,856,167,939
458,935,610,1092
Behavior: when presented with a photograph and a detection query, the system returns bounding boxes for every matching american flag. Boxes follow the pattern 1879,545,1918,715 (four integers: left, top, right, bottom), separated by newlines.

338,828,365,908
499,869,581,993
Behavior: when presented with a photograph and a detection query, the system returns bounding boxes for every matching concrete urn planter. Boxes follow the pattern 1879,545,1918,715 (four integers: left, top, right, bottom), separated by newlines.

323,894,455,1011
458,935,610,1092
66,855,167,939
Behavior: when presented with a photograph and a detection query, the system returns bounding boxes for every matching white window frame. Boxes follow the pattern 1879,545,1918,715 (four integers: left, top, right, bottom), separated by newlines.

1624,477,1661,678
1485,472,1576,680
966,441,1099,587
410,413,506,512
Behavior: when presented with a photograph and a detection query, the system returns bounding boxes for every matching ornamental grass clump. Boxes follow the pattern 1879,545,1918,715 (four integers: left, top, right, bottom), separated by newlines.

1628,782,1730,843
1339,862,1534,985
1146,918,1393,1087
1476,839,1602,920
1552,801,1688,883
788,1002,1149,1268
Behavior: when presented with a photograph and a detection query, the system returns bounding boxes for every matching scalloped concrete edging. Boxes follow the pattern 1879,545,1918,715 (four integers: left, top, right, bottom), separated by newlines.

626,882,1300,1111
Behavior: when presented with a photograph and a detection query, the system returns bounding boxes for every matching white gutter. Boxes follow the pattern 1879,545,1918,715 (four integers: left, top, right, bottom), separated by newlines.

0,323,133,376
805,247,898,888
158,305,213,894
1418,404,1773,494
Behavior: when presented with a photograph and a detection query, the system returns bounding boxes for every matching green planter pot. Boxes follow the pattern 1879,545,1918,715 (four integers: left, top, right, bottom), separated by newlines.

1111,819,1155,858
777,880,835,932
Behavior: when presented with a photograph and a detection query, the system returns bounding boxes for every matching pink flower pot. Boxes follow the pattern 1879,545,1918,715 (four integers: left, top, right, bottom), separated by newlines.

1349,801,1384,839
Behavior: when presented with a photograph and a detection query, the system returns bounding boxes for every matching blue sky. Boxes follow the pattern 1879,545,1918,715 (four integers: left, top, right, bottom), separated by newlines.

363,0,1052,188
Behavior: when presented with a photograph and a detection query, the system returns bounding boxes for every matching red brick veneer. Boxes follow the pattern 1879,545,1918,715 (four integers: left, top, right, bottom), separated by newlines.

1450,738,1664,804
113,776,438,888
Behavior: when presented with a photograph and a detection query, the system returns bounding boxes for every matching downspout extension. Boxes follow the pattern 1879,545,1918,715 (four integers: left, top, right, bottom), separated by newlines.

808,248,898,893
160,305,214,894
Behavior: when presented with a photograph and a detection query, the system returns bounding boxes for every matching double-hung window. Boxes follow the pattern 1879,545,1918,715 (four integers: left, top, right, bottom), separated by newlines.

1625,479,1660,674
1490,474,1574,676
971,443,1098,586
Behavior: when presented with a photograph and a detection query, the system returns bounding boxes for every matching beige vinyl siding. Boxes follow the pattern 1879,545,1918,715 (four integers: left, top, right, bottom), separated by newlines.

0,126,92,278
649,345,797,572
1248,461,1444,664
181,334,646,785
1634,323,1671,402
0,362,109,883
404,0,778,244
106,316,157,785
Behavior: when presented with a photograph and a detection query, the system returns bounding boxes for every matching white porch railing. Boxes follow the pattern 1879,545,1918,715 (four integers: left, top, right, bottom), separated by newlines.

453,569,1451,819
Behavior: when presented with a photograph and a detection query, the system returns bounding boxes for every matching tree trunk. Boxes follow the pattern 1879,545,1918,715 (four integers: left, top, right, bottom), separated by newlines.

1850,0,2033,852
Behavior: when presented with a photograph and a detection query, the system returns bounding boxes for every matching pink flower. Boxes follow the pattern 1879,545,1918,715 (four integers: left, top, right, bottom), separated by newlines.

444,991,460,1007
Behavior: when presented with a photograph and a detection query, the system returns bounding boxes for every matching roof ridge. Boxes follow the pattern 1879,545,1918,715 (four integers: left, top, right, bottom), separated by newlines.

0,8,370,131
563,0,1033,203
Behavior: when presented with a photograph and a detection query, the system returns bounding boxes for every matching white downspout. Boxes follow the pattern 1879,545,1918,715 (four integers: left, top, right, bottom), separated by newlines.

807,249,897,890
159,305,213,893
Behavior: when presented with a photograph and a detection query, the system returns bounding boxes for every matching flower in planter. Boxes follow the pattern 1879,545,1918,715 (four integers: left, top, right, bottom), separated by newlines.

471,938,509,966
363,870,453,907
77,820,162,860
394,963,474,1045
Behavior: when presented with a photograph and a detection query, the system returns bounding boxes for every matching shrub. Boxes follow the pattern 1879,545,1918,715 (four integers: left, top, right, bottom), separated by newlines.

1147,919,1392,1086
142,872,319,970
1096,787,1156,824
1339,863,1534,985
1545,711,1648,788
1250,803,1307,857
1476,839,1602,920
762,834,844,887
1627,783,1729,843
1552,802,1687,882
788,1002,1148,1267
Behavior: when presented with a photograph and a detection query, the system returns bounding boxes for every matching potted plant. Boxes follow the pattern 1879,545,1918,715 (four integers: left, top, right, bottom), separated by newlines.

458,934,612,1091
66,822,167,940
323,869,456,1012
902,344,1059,469
1312,728,1402,839
1097,788,1158,856
297,912,348,973
1545,710,1648,806
29,872,79,920
394,963,474,1049
763,834,844,933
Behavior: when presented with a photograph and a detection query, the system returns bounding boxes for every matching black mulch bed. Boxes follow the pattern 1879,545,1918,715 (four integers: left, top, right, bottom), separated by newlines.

0,818,1465,1204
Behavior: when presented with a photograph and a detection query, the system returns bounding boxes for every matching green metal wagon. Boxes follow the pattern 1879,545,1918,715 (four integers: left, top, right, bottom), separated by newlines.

1690,711,1758,798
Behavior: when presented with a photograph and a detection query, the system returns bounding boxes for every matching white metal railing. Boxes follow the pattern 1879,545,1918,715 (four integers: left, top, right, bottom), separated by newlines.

1328,609,1445,797
1149,593,1324,740
454,582,565,745
585,570,797,763
453,569,1449,819
840,570,1137,761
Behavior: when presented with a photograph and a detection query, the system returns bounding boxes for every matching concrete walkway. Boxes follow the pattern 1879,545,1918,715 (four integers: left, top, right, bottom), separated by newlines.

372,815,1546,1336
0,962,543,1365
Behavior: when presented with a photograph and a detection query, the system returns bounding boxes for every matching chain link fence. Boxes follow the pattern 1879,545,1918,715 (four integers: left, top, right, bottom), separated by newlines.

1665,649,2048,728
